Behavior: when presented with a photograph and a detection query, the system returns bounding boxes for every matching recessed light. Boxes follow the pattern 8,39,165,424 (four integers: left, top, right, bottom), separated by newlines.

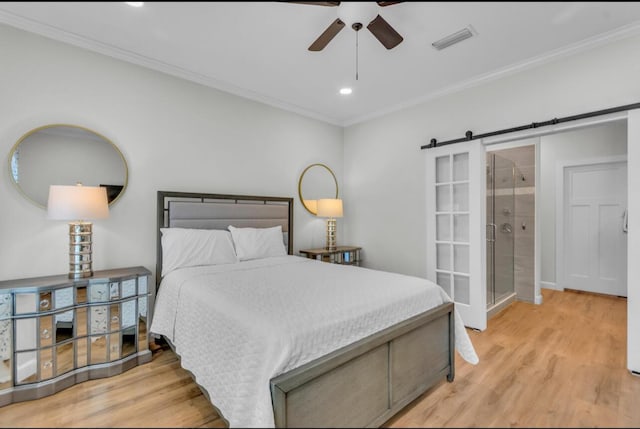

125,2,144,7
339,87,353,95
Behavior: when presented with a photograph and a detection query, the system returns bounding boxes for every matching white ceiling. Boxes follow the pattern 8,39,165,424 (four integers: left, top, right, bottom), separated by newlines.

1,1,640,126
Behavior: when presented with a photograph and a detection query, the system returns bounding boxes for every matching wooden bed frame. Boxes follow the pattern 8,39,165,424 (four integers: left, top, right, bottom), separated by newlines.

156,191,455,428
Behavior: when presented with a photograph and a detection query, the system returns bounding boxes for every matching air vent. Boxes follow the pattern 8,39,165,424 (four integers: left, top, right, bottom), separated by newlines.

432,26,474,50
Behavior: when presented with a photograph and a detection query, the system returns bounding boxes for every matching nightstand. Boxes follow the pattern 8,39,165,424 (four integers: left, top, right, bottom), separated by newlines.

0,266,152,406
299,246,362,266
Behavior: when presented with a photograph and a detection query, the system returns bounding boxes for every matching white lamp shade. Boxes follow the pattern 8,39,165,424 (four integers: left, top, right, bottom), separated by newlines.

317,199,343,218
47,185,109,220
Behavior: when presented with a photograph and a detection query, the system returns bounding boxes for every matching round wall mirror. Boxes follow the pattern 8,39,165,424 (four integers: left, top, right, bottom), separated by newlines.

298,163,338,215
8,124,128,208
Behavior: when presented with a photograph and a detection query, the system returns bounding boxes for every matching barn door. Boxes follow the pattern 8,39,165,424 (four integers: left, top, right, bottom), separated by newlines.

426,140,486,330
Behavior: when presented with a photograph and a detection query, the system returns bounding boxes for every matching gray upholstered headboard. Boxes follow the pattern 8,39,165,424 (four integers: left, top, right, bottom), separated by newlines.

156,191,293,287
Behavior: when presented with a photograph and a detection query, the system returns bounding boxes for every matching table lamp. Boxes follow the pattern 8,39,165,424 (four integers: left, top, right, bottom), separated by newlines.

47,184,109,279
317,198,343,251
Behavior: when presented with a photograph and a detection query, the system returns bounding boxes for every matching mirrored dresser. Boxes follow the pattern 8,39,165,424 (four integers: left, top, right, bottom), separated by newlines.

0,266,153,406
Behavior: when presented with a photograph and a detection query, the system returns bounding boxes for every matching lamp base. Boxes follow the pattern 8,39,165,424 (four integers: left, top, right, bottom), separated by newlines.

69,270,93,280
68,222,93,279
325,218,337,251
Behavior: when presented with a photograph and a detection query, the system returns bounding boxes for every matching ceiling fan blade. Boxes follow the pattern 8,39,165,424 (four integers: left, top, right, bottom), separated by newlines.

377,1,404,6
367,14,403,49
309,18,345,51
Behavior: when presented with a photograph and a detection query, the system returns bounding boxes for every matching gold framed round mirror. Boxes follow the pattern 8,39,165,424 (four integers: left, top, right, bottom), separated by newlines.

298,163,338,215
8,124,128,209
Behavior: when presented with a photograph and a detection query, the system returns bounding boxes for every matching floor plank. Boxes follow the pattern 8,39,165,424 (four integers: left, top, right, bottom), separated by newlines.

1,288,638,427
386,289,640,428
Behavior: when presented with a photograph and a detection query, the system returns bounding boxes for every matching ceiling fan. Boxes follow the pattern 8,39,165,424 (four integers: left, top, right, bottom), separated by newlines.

290,2,405,51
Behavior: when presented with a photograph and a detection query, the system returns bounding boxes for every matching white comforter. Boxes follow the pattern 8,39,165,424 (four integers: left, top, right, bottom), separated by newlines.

151,255,478,428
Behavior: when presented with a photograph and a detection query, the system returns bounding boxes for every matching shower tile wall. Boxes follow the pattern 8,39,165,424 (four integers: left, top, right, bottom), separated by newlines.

494,145,535,303
491,155,515,303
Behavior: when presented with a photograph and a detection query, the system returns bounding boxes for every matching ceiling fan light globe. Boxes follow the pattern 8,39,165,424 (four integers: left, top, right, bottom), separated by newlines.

337,2,379,28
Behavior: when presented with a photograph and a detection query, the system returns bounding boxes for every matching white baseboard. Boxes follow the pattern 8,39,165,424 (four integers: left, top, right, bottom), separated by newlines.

540,281,562,291
537,281,563,304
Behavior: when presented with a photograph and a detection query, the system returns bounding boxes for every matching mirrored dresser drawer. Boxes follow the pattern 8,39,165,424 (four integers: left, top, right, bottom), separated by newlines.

0,266,153,406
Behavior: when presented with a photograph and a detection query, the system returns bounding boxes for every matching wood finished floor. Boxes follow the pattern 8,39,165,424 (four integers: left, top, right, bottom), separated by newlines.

1,288,639,428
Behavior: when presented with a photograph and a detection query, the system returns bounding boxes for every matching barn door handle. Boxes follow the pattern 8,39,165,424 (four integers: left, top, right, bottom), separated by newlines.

486,223,496,242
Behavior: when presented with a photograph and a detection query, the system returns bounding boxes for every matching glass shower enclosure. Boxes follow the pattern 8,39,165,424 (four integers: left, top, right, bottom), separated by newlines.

486,152,516,310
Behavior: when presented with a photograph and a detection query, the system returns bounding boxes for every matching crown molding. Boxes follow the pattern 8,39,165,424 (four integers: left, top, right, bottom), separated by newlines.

1,9,639,129
0,9,342,127
342,21,640,127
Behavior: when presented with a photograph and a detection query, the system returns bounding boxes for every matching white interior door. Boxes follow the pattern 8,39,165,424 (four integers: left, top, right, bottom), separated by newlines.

563,161,627,296
426,140,486,330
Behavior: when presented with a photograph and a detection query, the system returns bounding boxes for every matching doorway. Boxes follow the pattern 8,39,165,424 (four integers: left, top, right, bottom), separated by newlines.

486,151,516,314
562,160,628,296
425,111,638,372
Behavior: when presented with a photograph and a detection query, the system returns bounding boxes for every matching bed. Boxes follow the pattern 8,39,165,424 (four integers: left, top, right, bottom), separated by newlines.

150,191,478,428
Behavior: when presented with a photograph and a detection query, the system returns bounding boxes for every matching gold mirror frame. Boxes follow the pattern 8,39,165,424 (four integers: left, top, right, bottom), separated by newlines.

298,163,338,215
8,124,129,209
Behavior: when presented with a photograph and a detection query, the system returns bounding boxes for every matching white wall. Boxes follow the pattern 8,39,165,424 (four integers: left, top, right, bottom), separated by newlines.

627,109,640,373
539,121,628,284
344,33,640,278
343,33,640,371
0,24,343,282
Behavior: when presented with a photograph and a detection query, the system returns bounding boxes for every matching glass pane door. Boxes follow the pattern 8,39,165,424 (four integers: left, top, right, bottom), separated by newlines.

434,153,470,304
426,140,486,330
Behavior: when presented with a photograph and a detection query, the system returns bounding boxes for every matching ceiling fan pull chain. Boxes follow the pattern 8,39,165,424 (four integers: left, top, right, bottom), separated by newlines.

355,28,359,81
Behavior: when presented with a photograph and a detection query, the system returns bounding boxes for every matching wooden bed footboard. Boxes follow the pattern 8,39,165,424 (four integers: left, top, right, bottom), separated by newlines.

270,301,455,428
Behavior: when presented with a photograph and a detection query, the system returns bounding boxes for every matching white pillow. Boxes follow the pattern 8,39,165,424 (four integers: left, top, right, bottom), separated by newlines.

228,225,287,261
160,228,238,277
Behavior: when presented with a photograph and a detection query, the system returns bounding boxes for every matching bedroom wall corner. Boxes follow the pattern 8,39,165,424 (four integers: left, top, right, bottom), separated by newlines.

0,23,344,282
342,33,640,280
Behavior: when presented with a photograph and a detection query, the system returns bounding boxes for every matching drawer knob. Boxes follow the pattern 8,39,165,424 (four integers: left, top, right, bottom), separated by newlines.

41,329,50,339
40,299,50,309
